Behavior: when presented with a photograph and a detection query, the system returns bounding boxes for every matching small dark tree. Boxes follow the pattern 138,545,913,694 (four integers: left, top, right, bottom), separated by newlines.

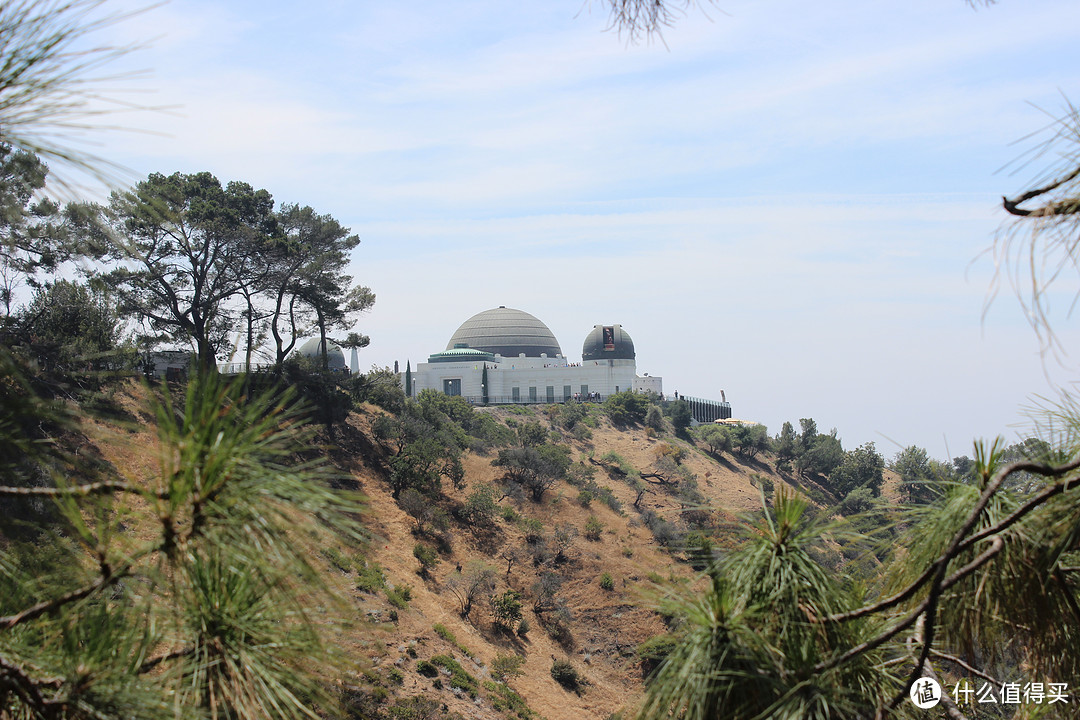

490,589,523,631
775,421,798,471
446,561,496,620
668,399,692,436
413,543,439,577
891,445,936,504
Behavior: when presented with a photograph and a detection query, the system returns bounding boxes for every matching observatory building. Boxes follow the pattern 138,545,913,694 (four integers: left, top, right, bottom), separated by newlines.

405,306,663,404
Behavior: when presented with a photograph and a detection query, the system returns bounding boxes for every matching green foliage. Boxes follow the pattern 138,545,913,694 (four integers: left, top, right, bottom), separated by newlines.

429,654,478,697
374,396,469,498
828,442,884,498
518,516,545,542
490,653,526,683
516,420,548,447
17,279,127,373
796,424,843,479
490,589,524,631
774,421,798,469
640,489,893,720
0,372,365,720
599,572,615,591
415,660,438,678
355,559,387,593
0,145,67,305
386,583,413,609
413,543,439,576
636,633,680,677
493,442,572,501
668,399,692,435
386,695,447,720
550,658,584,692
433,623,456,643
837,486,877,516
603,390,650,425
462,482,499,527
485,676,536,718
891,444,937,504
584,514,604,541
645,405,665,432
695,424,733,457
731,423,769,460
683,530,714,571
350,365,406,413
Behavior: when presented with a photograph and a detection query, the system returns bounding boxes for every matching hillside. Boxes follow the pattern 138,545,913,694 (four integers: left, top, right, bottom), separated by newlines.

59,380,902,720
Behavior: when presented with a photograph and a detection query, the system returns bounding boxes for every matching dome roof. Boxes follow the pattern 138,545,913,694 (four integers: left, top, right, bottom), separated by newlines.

582,324,635,361
297,337,346,370
446,307,562,358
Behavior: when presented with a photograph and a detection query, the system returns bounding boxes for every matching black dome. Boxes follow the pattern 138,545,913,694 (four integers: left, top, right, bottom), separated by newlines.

582,324,635,361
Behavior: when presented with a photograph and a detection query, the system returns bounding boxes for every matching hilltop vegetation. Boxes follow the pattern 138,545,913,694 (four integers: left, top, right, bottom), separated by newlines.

6,359,1080,719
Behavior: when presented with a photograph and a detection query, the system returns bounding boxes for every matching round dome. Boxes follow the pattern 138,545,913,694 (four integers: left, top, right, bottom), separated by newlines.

297,337,346,370
446,307,562,357
582,324,635,361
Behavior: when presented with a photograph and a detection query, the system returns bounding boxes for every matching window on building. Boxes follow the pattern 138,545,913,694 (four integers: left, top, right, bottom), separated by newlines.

563,385,572,401
443,378,461,396
546,386,555,403
529,386,537,402
580,384,589,397
512,387,520,402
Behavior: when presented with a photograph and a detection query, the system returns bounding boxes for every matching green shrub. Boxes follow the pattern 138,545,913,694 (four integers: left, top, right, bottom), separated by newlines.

490,653,526,683
386,667,404,685
519,516,544,543
430,654,478,697
416,659,438,677
550,658,583,692
355,559,386,593
501,505,519,522
413,543,439,575
322,546,351,573
386,583,413,609
577,489,594,506
516,617,531,638
599,572,614,591
584,515,604,541
433,623,456,643
637,633,679,677
491,589,524,631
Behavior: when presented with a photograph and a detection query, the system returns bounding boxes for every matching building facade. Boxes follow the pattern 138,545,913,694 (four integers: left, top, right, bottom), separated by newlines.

405,306,662,404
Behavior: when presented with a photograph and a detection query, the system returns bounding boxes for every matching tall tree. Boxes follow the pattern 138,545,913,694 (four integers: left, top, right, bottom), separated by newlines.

0,144,65,315
100,172,277,373
892,445,935,504
829,441,885,497
269,203,372,371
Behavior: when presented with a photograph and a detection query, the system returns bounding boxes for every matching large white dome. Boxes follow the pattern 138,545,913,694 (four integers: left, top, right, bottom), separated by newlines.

446,307,562,358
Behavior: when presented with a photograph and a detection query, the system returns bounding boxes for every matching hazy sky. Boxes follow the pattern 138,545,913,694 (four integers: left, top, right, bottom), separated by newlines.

77,0,1080,458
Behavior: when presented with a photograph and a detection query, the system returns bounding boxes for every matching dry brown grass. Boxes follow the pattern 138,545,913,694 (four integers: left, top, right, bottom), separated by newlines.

79,390,812,720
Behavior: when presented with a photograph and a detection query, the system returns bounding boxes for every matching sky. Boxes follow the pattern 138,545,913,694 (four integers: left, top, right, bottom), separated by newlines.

64,0,1080,459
